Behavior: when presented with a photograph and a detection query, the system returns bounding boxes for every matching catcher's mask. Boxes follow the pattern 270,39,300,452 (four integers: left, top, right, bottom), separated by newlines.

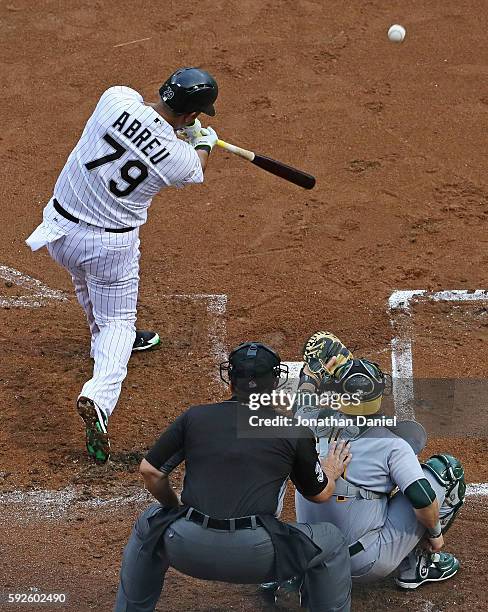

159,67,218,116
325,358,390,416
220,342,289,394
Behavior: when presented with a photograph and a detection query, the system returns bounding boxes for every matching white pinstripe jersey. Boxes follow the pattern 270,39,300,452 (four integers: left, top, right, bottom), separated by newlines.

53,86,203,229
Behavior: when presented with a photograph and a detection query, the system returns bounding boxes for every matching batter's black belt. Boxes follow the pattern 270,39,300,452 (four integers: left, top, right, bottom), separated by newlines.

185,507,265,531
53,199,135,233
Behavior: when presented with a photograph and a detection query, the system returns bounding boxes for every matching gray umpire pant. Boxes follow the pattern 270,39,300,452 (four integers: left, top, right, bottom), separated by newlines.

114,504,351,612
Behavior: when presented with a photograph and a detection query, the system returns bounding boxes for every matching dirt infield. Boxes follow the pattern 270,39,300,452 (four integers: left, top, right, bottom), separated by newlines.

1,0,487,610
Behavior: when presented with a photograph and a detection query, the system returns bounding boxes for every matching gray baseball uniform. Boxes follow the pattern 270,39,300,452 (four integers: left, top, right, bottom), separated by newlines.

295,417,452,581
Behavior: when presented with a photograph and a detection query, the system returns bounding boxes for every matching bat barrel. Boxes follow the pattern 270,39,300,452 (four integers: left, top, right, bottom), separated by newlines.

253,154,316,190
217,139,316,189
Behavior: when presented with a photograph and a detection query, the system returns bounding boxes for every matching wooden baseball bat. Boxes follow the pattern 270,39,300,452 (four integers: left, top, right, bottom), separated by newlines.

216,139,316,190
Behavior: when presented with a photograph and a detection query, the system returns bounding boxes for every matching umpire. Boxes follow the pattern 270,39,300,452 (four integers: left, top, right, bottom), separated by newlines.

114,342,352,612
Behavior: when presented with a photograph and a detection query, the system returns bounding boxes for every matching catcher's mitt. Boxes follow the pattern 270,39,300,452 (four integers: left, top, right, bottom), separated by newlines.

303,331,353,385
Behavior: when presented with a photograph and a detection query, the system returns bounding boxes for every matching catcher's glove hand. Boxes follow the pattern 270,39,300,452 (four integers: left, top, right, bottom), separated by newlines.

303,331,353,386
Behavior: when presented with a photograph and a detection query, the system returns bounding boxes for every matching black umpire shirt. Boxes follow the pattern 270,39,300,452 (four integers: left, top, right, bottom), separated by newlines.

145,400,327,519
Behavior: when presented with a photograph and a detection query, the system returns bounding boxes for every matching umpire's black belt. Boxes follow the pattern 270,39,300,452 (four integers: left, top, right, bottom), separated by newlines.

185,507,264,531
53,199,134,233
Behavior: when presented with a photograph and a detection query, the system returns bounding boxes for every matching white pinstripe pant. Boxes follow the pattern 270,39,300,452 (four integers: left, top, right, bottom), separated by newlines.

48,223,140,418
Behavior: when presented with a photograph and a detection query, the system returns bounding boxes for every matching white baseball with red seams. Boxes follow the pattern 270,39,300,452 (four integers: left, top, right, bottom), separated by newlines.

26,86,204,418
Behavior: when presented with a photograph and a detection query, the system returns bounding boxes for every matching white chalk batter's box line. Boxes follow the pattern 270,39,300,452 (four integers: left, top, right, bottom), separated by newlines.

0,268,228,357
388,289,488,420
3,265,485,413
165,290,488,422
0,268,228,373
0,483,486,520
161,293,228,383
3,266,485,417
0,265,66,308
1,283,486,518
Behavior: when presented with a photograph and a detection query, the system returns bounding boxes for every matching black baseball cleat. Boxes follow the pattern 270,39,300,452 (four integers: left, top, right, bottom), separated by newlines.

132,330,160,352
395,551,460,589
77,397,110,464
258,577,301,606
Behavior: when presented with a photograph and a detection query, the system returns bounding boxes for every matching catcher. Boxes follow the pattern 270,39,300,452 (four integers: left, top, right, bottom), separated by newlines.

293,331,466,588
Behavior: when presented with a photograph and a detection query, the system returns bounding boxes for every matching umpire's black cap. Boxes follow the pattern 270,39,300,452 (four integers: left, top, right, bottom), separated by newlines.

159,67,218,116
220,342,288,392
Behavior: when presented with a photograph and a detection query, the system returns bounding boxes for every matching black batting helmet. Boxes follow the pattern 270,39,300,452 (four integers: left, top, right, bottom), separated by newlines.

159,67,218,116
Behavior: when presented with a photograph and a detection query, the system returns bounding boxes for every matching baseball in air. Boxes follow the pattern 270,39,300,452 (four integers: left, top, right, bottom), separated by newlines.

388,24,406,43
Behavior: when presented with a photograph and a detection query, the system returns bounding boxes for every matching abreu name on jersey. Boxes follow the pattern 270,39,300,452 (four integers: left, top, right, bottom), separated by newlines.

112,111,171,165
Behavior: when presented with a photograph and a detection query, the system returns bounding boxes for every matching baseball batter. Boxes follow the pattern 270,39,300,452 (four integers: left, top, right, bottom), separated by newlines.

293,335,466,589
25,67,219,464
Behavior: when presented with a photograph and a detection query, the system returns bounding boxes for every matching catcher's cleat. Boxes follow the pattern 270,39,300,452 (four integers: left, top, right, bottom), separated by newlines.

258,581,279,593
77,397,110,464
257,583,278,606
132,330,160,352
395,551,460,590
258,577,301,606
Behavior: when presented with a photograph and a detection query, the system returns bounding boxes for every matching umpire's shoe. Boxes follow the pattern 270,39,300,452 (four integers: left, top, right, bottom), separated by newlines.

132,330,160,352
395,551,460,589
77,397,110,464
